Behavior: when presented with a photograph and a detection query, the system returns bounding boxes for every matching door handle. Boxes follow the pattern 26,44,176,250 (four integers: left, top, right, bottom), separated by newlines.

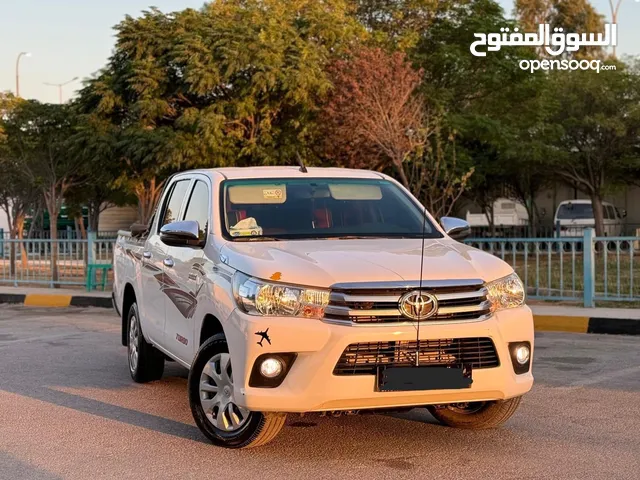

143,251,152,259
163,257,174,268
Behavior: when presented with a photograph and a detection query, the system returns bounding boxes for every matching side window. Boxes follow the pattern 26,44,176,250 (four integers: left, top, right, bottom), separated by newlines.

183,180,210,241
159,180,191,230
605,206,614,220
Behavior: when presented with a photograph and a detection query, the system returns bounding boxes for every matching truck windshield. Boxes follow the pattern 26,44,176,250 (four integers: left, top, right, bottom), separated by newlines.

221,178,442,240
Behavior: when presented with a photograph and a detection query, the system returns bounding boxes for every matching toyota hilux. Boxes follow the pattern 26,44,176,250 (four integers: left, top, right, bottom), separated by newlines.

112,166,533,449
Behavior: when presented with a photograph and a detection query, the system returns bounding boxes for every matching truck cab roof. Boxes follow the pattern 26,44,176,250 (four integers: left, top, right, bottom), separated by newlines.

188,166,386,181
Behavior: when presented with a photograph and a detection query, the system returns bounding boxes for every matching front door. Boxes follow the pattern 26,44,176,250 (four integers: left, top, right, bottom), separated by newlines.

163,178,211,364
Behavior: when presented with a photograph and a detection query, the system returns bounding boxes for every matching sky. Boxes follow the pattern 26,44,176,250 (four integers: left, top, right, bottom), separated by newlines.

1,0,639,104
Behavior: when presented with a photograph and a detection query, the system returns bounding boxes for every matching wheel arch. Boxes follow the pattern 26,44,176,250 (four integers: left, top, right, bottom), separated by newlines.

199,314,225,346
121,283,137,346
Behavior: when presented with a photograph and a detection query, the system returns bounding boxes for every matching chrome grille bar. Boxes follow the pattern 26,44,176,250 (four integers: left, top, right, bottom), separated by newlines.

325,281,492,325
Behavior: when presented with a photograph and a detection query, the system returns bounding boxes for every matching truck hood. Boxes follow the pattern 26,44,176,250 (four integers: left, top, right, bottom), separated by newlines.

220,238,513,288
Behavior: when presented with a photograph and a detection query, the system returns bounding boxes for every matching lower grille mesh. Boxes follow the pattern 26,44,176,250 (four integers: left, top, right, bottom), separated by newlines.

333,337,499,375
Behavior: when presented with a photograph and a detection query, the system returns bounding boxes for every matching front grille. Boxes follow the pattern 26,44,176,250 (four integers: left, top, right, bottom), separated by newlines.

325,280,492,324
333,337,499,375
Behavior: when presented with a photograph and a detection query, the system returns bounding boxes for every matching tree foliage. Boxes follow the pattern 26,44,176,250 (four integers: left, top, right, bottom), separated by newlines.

319,47,427,187
1,101,83,281
76,0,364,223
542,64,640,235
515,0,606,58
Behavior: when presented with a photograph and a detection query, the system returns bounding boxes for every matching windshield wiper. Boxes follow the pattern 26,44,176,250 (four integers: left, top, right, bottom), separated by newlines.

233,236,282,242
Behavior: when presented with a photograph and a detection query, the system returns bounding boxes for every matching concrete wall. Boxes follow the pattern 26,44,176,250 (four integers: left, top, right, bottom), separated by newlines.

97,205,138,233
0,209,8,233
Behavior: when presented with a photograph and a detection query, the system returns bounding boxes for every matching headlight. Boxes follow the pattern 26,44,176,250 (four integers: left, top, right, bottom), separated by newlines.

486,273,525,312
232,272,330,319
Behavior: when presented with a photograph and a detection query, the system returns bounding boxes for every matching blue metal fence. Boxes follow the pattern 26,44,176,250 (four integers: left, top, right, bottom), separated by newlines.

0,233,116,289
1,228,639,304
465,228,640,306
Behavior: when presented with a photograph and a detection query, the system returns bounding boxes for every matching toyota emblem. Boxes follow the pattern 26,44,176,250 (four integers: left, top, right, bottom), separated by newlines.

398,291,438,321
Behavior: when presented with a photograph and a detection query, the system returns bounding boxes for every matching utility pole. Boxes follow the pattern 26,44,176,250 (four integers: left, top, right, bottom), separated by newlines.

44,77,79,104
608,0,623,58
15,52,32,97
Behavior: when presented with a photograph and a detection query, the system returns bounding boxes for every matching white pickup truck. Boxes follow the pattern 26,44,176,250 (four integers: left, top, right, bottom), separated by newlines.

112,167,533,449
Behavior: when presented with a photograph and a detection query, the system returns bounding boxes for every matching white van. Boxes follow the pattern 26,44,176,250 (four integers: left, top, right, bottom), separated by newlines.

466,198,529,228
554,200,625,237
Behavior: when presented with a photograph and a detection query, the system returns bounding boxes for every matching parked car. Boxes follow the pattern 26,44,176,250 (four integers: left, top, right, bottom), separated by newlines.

112,167,533,449
554,200,625,237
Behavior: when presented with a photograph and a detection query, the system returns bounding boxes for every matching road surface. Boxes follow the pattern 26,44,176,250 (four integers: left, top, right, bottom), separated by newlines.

0,305,638,479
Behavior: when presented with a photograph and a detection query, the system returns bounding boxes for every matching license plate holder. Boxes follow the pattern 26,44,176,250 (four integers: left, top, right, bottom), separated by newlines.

377,365,473,392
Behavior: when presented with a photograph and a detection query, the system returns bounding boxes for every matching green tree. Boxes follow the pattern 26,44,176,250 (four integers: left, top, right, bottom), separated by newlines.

67,112,134,233
78,0,363,224
515,0,606,58
353,0,444,49
409,0,553,232
543,63,640,236
1,101,83,283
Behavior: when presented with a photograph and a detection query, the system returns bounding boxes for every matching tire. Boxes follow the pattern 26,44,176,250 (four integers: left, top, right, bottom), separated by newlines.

127,302,164,383
427,396,522,429
188,333,286,449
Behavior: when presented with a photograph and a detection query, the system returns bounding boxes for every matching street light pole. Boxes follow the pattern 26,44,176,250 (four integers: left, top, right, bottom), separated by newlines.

608,0,623,58
15,52,32,97
44,77,79,104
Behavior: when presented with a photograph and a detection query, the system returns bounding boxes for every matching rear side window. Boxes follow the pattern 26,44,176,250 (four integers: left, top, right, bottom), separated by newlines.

159,180,191,230
183,180,210,241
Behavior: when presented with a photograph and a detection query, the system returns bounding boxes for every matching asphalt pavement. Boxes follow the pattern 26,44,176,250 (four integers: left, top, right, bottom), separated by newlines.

0,305,639,480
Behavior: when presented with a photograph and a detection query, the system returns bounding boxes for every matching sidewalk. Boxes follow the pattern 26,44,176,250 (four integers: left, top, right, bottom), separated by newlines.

0,286,638,335
0,286,111,309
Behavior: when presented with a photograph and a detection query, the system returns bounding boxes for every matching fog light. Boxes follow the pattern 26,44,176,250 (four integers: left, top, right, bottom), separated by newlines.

259,357,283,378
515,345,530,365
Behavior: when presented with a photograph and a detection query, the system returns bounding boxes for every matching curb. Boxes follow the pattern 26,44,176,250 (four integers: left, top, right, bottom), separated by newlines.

0,292,112,309
534,315,640,336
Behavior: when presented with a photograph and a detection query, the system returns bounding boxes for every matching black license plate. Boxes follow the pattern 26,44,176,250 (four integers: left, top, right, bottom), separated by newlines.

377,365,473,392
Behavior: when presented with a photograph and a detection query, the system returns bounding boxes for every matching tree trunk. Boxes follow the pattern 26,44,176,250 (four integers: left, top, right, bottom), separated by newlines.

590,193,605,237
393,161,411,190
89,201,101,233
27,204,42,239
524,201,536,238
15,215,27,270
134,177,164,225
76,215,87,239
50,217,59,287
9,226,16,277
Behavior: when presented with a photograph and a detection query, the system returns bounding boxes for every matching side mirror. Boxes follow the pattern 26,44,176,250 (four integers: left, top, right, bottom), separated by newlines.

160,220,203,247
440,217,471,242
622,209,627,218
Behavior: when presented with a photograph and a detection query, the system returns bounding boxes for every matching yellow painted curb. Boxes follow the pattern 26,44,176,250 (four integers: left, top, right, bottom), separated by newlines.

23,294,72,307
534,315,589,333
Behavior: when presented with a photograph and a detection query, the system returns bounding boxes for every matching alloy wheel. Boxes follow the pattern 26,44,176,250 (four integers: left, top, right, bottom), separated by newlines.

199,353,250,432
128,314,139,373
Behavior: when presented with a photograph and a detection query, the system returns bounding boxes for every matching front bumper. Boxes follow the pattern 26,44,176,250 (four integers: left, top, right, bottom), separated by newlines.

225,306,534,413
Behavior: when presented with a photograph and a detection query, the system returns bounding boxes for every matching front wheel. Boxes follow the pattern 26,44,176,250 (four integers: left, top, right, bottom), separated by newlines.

427,396,522,429
188,334,286,449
